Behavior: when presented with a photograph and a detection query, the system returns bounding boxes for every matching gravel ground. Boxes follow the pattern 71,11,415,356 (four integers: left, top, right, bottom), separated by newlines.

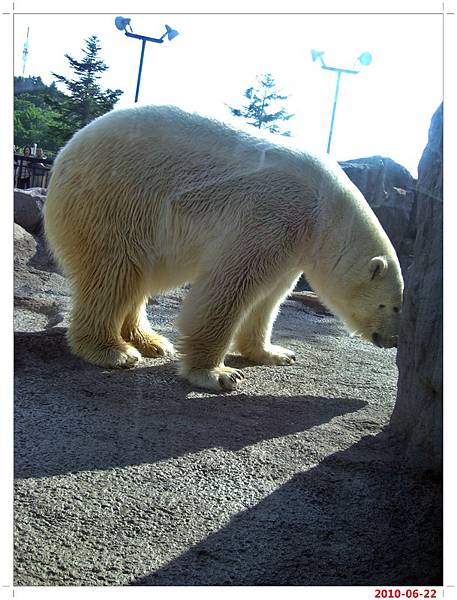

13,227,442,586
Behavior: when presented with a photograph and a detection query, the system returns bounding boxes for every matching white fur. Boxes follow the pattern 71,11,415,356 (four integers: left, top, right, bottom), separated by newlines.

44,105,403,392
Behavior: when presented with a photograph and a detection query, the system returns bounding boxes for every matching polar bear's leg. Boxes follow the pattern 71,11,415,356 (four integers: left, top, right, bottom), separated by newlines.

121,300,174,358
233,275,299,365
68,264,144,368
176,270,260,392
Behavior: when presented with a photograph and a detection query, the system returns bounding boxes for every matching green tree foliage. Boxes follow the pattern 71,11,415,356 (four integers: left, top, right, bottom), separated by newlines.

227,73,294,136
45,35,123,144
14,98,58,152
14,77,67,154
14,37,123,155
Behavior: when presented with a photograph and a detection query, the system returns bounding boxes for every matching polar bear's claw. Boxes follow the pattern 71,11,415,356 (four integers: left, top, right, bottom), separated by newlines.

118,347,142,368
224,369,245,387
185,366,245,392
218,369,244,391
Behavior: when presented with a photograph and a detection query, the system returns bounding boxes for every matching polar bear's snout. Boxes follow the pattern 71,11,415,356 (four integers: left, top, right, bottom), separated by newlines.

372,332,398,349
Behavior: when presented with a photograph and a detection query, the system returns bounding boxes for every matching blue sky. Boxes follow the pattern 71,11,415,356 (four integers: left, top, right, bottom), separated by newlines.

13,9,444,176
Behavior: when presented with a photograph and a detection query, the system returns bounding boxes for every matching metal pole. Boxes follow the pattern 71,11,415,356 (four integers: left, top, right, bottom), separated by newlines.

326,70,342,154
134,39,147,103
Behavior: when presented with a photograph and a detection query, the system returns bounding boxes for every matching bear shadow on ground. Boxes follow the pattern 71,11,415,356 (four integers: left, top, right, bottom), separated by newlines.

129,431,442,587
15,328,367,479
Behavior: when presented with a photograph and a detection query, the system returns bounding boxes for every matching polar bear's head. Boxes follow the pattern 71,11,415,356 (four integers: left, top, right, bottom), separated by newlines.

330,255,404,348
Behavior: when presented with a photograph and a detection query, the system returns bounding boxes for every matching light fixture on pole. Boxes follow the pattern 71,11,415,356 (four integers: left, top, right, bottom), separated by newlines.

311,49,372,154
115,16,179,103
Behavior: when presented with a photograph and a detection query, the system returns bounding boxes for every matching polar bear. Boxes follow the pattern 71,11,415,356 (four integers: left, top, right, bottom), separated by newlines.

44,105,403,392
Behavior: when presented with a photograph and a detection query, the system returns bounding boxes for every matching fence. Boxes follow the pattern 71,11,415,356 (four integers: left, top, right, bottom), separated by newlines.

14,154,54,189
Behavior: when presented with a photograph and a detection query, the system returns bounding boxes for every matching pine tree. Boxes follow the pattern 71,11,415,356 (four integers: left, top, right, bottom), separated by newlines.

227,73,294,136
45,36,123,143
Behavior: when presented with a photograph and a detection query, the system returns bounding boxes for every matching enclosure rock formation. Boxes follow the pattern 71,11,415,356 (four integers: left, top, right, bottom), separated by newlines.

14,188,47,234
390,104,443,474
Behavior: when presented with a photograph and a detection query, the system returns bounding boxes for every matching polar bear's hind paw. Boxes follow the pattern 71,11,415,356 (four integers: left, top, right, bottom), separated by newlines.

240,344,296,366
131,332,175,358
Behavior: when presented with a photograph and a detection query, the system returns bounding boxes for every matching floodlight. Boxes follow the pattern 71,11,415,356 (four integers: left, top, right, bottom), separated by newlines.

115,17,181,103
115,16,131,32
311,48,372,153
358,52,372,67
311,49,325,62
164,24,179,41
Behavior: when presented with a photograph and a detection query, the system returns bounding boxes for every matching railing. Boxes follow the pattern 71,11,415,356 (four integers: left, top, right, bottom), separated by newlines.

14,154,54,189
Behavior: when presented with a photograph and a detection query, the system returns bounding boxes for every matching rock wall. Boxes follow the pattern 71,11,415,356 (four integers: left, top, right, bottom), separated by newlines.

14,187,47,234
390,104,443,473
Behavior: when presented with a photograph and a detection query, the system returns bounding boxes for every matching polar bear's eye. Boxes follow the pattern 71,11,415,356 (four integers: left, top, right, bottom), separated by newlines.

378,304,385,309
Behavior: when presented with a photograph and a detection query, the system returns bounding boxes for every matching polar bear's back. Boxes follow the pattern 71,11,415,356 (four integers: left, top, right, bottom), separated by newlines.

45,106,316,251
45,105,386,284
44,106,315,282
50,105,339,200
55,105,284,174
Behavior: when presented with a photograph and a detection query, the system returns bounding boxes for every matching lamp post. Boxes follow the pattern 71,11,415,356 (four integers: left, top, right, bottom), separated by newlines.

115,17,179,103
311,49,372,154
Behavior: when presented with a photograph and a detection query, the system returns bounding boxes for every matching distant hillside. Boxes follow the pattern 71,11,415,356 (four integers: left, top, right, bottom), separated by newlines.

14,76,47,94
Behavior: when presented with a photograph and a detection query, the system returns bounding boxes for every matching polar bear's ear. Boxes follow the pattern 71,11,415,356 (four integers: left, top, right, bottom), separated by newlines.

369,256,388,280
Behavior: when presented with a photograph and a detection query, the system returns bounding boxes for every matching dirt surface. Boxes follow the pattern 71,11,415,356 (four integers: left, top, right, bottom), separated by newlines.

14,226,442,586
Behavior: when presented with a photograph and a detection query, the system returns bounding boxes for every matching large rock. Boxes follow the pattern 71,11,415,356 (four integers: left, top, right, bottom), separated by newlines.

14,222,38,267
390,104,443,473
14,223,70,333
339,156,416,270
14,188,47,234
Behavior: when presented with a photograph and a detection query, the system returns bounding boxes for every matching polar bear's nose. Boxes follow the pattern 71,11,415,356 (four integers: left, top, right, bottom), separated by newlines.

372,332,382,347
372,333,398,349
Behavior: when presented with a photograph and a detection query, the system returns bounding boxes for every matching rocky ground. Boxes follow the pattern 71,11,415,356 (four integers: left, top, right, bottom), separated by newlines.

14,224,441,586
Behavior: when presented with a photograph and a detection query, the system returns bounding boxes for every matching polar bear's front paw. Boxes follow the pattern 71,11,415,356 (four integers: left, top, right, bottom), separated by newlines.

241,344,296,366
185,366,245,392
109,346,142,368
